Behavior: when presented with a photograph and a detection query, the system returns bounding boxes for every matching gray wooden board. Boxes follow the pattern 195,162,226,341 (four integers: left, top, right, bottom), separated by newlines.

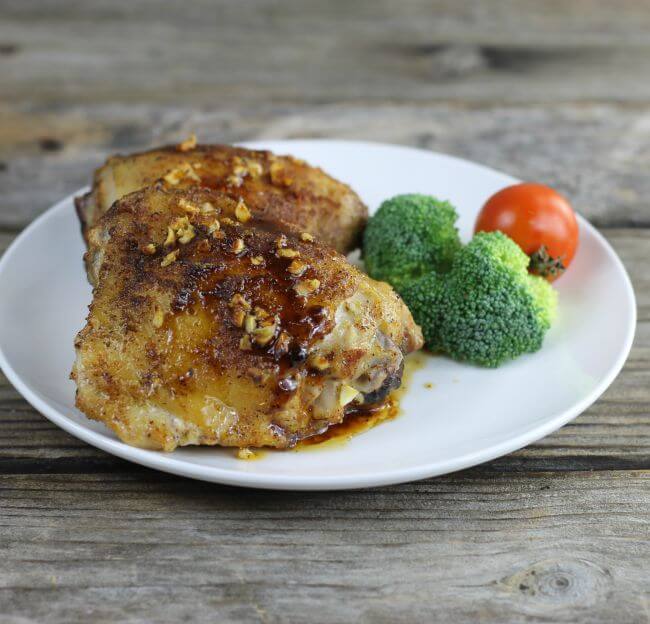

3,103,650,228
1,1,649,622
5,0,650,106
0,471,649,623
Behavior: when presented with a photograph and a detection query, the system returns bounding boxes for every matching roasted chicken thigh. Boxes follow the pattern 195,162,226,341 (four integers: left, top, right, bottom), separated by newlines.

75,142,367,254
72,186,422,450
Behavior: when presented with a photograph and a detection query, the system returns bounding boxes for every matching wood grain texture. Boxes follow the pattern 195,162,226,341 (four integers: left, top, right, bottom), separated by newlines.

1,471,649,624
1,2,649,622
4,0,650,106
3,103,650,229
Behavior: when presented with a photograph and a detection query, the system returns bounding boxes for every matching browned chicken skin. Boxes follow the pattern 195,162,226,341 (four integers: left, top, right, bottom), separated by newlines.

75,142,367,254
72,186,423,450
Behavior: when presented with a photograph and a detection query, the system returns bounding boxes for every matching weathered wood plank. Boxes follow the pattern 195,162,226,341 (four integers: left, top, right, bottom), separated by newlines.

3,103,650,229
3,0,650,107
0,229,647,474
0,471,648,624
0,230,14,253
1,3,648,623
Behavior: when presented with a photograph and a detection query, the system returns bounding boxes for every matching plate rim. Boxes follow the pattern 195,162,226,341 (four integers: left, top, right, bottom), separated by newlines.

0,139,637,490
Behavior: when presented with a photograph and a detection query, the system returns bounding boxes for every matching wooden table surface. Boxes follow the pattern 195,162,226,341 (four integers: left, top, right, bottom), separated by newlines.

1,2,649,622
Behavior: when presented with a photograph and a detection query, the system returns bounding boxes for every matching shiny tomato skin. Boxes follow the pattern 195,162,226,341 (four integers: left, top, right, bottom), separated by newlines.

474,183,579,281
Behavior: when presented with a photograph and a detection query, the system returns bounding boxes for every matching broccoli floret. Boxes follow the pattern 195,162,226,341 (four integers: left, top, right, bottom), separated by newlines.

398,272,444,348
401,231,558,367
363,194,461,290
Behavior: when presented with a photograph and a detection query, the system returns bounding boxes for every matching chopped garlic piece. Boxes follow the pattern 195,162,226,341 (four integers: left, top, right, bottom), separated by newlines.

164,227,176,246
339,384,360,406
232,308,246,328
231,238,245,254
235,199,251,223
160,249,179,267
229,293,250,310
287,259,308,276
252,323,276,346
244,314,257,334
163,162,201,185
294,278,320,296
178,134,197,152
179,198,199,214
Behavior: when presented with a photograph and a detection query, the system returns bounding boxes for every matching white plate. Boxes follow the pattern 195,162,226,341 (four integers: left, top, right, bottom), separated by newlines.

0,140,636,490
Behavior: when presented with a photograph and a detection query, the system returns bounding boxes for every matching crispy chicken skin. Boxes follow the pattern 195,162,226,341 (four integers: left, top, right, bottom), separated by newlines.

75,143,367,254
72,186,422,450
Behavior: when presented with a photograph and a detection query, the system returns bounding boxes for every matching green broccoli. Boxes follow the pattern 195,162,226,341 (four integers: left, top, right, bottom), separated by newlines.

396,271,444,348
400,231,557,367
363,194,462,290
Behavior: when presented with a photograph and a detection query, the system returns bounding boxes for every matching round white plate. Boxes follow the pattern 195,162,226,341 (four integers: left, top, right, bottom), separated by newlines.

0,140,636,490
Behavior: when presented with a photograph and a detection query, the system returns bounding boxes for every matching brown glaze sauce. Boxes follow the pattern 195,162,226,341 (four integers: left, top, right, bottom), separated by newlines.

141,188,428,456
296,396,400,449
236,352,429,459
292,351,429,452
168,207,334,401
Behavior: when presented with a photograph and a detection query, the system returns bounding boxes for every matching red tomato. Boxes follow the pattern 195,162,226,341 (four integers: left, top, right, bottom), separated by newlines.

474,183,579,281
